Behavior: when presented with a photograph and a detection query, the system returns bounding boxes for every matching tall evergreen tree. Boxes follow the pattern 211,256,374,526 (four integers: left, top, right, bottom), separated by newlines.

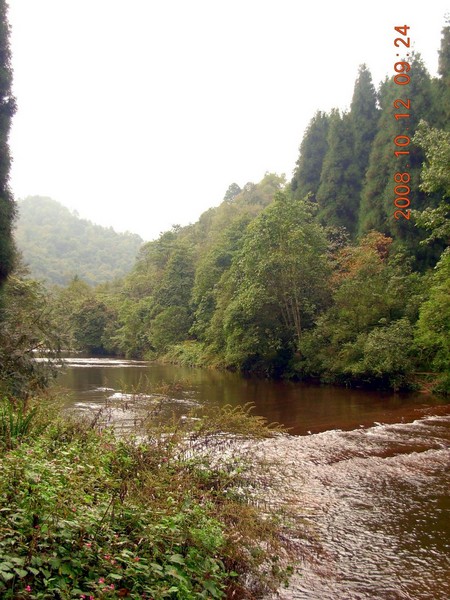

358,76,395,234
350,64,379,227
0,0,16,289
291,110,329,200
316,111,361,237
436,18,450,128
359,54,439,259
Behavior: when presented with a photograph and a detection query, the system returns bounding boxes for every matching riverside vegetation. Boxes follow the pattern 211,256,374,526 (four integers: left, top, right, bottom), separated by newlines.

21,20,450,393
0,1,297,597
0,395,299,600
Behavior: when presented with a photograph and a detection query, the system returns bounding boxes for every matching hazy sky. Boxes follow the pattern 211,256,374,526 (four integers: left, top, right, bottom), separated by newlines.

8,0,449,240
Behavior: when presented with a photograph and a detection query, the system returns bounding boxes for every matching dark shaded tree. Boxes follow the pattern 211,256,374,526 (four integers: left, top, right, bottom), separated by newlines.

291,111,329,200
350,64,379,220
359,54,440,263
72,298,115,355
0,0,16,289
436,18,450,128
0,267,63,399
316,111,360,237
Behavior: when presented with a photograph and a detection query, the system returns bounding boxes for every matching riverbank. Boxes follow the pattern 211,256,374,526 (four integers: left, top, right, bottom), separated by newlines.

0,397,299,600
159,341,450,395
2,385,449,599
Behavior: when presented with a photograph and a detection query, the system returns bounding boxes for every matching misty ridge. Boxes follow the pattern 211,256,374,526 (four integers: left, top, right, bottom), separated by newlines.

15,196,144,286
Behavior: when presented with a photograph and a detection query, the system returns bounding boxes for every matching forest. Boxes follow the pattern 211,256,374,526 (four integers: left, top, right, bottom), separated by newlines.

3,22,450,396
15,196,143,286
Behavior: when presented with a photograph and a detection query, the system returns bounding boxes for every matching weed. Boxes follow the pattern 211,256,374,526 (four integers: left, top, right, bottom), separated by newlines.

0,398,298,599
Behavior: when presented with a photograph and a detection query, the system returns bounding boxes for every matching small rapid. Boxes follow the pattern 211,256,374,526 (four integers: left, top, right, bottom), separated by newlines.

265,412,450,599
56,357,450,598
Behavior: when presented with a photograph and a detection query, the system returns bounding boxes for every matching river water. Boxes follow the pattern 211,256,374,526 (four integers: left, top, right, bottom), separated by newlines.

57,357,450,599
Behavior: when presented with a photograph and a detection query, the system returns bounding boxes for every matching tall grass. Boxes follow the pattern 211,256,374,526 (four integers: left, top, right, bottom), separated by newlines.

0,398,38,450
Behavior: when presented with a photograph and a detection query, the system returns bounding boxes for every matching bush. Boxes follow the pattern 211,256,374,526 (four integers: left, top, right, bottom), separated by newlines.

355,318,415,389
415,249,450,373
0,271,64,400
163,341,208,368
432,372,450,395
0,402,296,599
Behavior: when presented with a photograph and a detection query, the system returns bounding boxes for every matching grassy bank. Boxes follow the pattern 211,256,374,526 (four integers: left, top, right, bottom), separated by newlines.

0,398,296,600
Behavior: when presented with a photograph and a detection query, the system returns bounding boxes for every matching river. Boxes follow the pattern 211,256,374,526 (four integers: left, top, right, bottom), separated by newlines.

57,357,450,599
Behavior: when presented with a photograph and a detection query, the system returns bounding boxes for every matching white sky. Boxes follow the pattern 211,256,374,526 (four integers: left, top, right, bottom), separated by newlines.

8,0,449,241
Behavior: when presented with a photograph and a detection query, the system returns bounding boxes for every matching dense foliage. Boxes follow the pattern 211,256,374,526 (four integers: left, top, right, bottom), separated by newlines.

0,264,64,399
0,399,296,599
15,197,143,286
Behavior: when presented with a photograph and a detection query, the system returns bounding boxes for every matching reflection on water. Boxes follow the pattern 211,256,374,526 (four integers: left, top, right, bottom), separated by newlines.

57,357,449,435
56,357,450,599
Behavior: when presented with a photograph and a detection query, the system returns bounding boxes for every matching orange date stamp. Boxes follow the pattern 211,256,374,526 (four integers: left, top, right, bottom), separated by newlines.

393,25,412,221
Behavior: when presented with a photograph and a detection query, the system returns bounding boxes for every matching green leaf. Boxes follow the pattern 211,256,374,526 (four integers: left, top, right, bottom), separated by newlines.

49,557,61,569
165,565,188,583
203,579,222,597
59,562,74,575
14,568,27,578
150,562,163,573
169,554,185,565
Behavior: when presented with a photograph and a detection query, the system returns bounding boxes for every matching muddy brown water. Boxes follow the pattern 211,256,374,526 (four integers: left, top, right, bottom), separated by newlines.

57,357,450,599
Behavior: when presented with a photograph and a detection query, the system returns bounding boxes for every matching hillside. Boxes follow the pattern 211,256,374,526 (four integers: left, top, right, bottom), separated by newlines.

14,196,143,286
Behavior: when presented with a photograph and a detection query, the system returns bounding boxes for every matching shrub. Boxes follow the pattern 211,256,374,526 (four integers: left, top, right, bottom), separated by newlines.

0,272,64,400
0,402,297,599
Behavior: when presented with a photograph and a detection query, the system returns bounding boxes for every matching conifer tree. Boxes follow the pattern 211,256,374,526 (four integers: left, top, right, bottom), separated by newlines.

316,111,360,237
350,64,379,230
436,18,450,128
358,76,397,235
291,111,329,200
0,0,16,288
359,54,438,257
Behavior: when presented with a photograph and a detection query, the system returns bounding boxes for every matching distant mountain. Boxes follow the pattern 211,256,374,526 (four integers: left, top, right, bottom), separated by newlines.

14,196,144,286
